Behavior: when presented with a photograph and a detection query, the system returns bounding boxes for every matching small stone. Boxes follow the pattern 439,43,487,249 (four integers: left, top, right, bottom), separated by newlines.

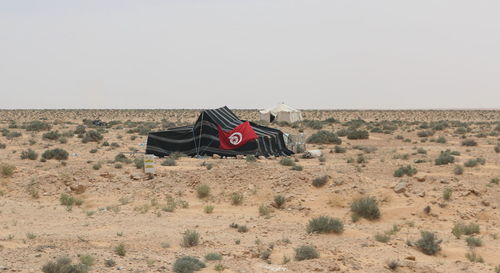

70,184,87,194
482,200,490,206
212,154,221,159
394,182,407,193
236,155,244,159
406,256,416,261
129,174,140,180
414,176,426,182
419,192,426,197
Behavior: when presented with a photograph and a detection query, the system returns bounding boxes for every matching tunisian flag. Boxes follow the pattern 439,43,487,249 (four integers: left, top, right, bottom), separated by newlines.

217,121,258,150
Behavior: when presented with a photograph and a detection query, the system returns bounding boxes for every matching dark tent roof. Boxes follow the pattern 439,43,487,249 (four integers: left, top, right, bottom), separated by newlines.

146,106,293,157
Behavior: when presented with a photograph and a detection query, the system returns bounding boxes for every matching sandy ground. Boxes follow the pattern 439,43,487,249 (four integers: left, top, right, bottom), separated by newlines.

0,109,499,273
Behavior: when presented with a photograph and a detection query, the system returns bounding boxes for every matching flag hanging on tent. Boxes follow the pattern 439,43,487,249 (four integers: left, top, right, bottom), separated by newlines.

217,121,257,150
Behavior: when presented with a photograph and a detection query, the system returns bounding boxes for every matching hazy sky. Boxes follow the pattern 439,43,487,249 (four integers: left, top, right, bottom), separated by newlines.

1,1,499,109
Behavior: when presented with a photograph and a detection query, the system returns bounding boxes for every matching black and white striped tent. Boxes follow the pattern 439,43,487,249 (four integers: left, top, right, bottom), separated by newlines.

146,106,293,157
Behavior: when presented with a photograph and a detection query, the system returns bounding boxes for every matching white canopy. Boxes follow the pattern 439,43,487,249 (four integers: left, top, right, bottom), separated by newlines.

259,103,302,123
259,103,301,115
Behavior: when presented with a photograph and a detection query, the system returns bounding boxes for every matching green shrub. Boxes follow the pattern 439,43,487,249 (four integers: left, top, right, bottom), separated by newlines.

231,192,243,205
351,196,380,221
1,163,16,177
26,121,51,131
114,153,132,164
415,231,441,255
443,188,452,200
79,255,94,267
246,155,257,162
60,193,83,207
347,130,369,140
491,177,499,185
258,204,271,216
274,195,286,208
74,125,86,135
237,225,248,233
461,139,477,146
294,245,319,261
114,243,126,256
82,130,103,143
466,236,482,247
356,154,366,164
21,149,38,160
417,130,434,137
452,223,480,238
464,158,485,168
92,163,101,170
5,131,22,139
435,150,455,165
416,147,427,154
465,251,484,263
161,157,176,166
291,165,303,171
436,136,447,144
133,158,144,169
495,143,500,153
307,216,344,234
182,230,200,247
173,256,205,273
42,256,88,273
204,205,214,214
279,157,295,166
393,165,417,177
0,143,5,149
374,233,391,243
312,175,328,187
42,148,69,160
204,252,222,261
336,129,349,137
196,184,210,198
306,131,341,144
168,152,185,160
43,131,61,141
333,145,346,153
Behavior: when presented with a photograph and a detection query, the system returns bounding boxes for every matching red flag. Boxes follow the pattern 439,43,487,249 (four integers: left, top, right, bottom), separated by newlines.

217,121,257,150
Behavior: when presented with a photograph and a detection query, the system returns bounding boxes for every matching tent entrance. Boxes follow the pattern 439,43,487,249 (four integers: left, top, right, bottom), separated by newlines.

270,113,276,122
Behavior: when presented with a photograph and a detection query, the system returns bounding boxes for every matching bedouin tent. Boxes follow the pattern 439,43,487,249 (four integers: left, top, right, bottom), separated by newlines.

146,106,293,157
259,103,303,123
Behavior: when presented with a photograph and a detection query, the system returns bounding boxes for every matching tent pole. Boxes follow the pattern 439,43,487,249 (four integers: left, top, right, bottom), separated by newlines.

197,112,204,156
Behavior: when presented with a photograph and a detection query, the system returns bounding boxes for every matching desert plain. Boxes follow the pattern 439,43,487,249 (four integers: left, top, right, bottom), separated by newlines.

0,109,499,273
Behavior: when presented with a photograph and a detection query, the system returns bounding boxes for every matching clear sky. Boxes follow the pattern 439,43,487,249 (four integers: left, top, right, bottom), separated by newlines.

1,1,499,109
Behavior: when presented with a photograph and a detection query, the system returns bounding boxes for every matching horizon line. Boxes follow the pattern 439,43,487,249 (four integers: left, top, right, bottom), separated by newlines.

0,108,499,111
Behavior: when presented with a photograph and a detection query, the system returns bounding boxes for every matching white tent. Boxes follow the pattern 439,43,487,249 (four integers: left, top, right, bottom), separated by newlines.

259,103,303,123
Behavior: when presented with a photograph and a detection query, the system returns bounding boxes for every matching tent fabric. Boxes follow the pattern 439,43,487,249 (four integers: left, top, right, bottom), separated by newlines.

146,106,293,157
259,103,303,123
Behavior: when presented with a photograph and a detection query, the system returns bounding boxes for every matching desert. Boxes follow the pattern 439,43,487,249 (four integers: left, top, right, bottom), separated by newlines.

0,109,499,273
